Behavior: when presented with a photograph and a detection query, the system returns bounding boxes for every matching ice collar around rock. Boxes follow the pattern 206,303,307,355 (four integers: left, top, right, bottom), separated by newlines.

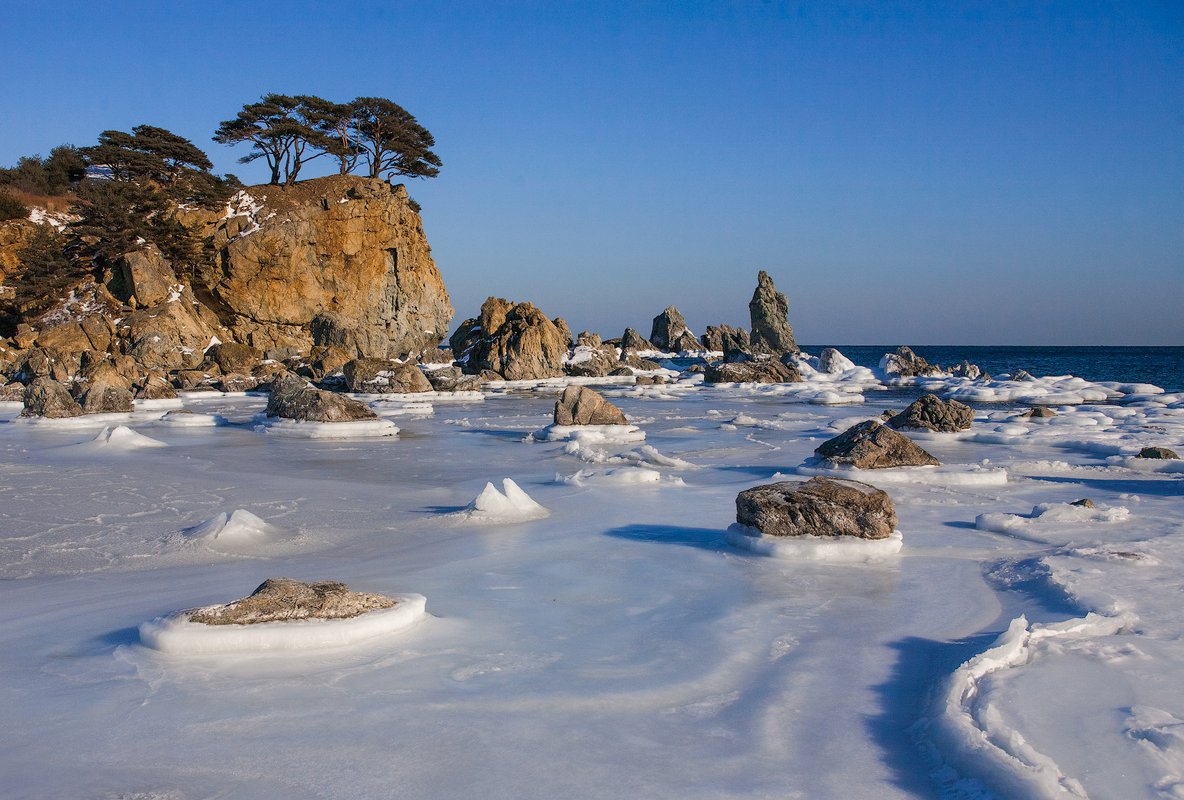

188,578,398,625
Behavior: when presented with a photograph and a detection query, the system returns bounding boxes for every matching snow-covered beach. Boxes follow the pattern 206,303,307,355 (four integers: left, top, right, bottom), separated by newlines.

1,357,1182,799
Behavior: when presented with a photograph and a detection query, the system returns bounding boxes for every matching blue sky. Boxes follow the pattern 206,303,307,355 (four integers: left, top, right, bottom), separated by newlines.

3,1,1181,344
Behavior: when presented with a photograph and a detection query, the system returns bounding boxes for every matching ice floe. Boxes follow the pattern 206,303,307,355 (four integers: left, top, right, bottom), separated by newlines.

726,524,903,561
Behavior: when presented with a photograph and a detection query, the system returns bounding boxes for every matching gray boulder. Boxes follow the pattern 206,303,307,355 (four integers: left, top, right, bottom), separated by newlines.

21,377,84,418
621,328,653,351
888,394,974,432
553,385,628,426
649,306,694,352
815,420,940,468
266,374,377,422
880,346,943,378
748,270,798,355
188,578,397,625
1136,446,1179,459
424,366,482,392
818,348,847,374
1024,407,1057,419
705,358,800,384
950,360,983,380
342,358,432,393
736,477,897,540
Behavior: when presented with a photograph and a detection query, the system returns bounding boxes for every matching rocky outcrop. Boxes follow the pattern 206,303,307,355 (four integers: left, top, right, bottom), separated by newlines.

0,219,34,282
423,366,481,392
888,394,974,432
704,358,800,384
553,385,628,426
1137,446,1179,459
193,176,453,358
879,346,943,379
113,246,179,308
205,342,263,374
188,578,397,625
950,360,983,380
266,374,377,422
736,477,897,539
621,328,653,351
649,306,696,352
21,377,83,418
748,271,797,355
815,420,940,468
455,298,567,380
566,345,618,378
122,285,224,371
701,324,751,356
341,358,431,393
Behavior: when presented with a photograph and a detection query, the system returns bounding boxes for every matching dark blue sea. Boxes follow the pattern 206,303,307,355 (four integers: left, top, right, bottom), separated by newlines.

801,346,1184,393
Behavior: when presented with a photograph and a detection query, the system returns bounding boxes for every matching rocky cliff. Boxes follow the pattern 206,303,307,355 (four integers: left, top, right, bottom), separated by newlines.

182,174,453,358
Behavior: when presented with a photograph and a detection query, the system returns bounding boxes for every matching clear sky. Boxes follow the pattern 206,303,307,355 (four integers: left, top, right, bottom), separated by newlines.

2,1,1181,344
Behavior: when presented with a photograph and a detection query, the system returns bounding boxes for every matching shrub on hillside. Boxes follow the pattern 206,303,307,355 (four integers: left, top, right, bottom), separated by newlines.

0,190,29,221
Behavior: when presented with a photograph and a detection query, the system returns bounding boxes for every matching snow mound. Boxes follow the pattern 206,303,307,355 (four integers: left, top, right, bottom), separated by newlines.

928,612,1134,799
1105,455,1184,474
139,593,428,655
76,425,168,451
182,510,284,551
457,479,550,523
158,410,222,427
253,417,399,439
976,502,1131,539
564,440,695,469
792,461,1008,487
726,524,903,561
532,424,646,443
557,467,684,486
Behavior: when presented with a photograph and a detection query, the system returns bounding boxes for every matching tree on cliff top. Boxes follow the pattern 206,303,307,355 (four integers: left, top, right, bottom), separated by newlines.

83,125,229,206
213,94,330,186
348,97,441,181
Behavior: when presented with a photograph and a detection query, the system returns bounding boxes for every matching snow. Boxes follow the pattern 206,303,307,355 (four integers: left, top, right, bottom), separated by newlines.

456,478,550,523
252,416,399,439
71,424,168,451
0,357,1182,798
139,593,428,655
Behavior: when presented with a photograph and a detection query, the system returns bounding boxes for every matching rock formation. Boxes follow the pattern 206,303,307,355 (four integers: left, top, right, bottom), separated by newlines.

190,176,453,358
265,374,377,422
748,271,797,355
649,307,697,352
620,328,653,352
701,325,751,356
341,358,432,393
814,420,940,468
736,477,897,539
188,578,397,625
888,394,974,432
553,386,628,426
21,377,83,418
453,297,567,380
879,346,943,378
704,358,800,384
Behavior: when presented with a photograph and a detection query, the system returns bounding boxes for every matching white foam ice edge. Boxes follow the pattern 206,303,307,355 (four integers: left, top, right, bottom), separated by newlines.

139,593,428,655
531,424,646,443
457,478,550,523
791,461,1009,487
556,466,684,487
726,524,903,561
253,417,399,439
927,611,1136,800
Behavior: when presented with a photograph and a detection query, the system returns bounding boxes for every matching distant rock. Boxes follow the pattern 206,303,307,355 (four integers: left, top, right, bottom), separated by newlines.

1024,407,1057,419
21,377,83,418
705,358,800,384
815,420,940,468
649,306,695,352
621,328,653,351
888,394,974,432
566,345,618,377
187,578,397,625
553,317,574,350
266,374,377,422
735,477,897,539
950,360,983,380
879,346,943,379
1010,369,1035,382
1136,446,1179,460
553,385,628,426
424,366,481,392
701,324,751,358
1071,498,1096,508
748,271,797,355
342,358,431,393
452,297,568,380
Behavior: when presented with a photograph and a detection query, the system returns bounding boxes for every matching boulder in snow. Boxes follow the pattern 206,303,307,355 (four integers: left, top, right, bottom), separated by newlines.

815,420,941,469
187,578,398,625
888,393,974,432
735,477,897,539
553,385,628,426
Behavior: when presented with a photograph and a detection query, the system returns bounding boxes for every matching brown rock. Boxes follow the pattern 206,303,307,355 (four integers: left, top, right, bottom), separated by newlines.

705,359,800,384
815,420,941,469
880,346,943,378
135,371,178,400
342,358,431,393
553,385,628,426
187,578,397,626
0,220,35,282
114,246,179,307
21,377,83,418
1024,407,1058,419
124,287,222,370
266,374,378,422
424,366,481,392
748,270,797,355
1136,446,1179,460
888,394,974,432
649,306,694,352
198,176,453,358
34,322,92,353
621,328,653,351
206,342,263,374
736,477,897,539
465,302,568,380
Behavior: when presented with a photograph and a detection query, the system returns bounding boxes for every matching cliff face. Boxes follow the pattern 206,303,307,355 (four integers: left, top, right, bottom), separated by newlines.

188,175,453,358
